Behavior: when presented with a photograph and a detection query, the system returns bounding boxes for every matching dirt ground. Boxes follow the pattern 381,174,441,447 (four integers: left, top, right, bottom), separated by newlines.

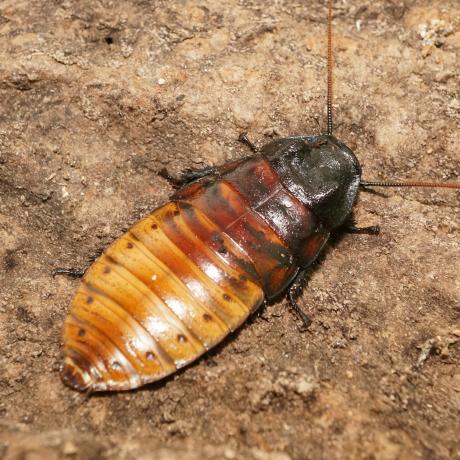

0,0,459,459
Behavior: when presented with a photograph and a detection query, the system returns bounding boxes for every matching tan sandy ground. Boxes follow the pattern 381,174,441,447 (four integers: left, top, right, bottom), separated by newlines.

0,1,459,459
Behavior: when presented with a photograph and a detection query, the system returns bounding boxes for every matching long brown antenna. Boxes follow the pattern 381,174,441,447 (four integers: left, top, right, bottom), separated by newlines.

360,180,460,190
326,0,334,136
324,1,458,193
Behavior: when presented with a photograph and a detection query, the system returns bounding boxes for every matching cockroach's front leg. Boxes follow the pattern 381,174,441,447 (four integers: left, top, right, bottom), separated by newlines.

345,225,380,235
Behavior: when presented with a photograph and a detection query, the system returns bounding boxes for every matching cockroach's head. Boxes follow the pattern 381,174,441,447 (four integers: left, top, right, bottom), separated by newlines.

263,134,361,230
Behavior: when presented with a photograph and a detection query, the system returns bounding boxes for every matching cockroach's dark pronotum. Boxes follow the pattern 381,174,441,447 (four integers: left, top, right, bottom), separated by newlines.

58,0,460,392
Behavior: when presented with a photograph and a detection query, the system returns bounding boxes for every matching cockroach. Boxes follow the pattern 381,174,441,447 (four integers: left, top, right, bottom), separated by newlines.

58,0,460,392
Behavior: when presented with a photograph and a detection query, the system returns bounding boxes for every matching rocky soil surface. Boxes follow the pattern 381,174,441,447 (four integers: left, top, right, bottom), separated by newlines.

0,1,459,459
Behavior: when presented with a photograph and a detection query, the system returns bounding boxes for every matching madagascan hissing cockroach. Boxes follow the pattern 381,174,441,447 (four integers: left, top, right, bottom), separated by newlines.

58,0,460,392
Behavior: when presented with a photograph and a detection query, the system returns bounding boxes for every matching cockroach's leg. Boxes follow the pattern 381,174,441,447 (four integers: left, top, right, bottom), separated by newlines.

158,166,216,187
52,268,85,278
52,247,104,278
345,225,380,235
287,269,312,329
157,167,180,186
238,132,258,152
342,213,380,235
177,166,217,184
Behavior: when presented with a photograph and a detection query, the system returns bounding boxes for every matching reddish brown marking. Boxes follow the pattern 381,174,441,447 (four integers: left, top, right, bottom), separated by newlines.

255,189,317,251
78,328,86,337
203,313,213,322
181,176,298,297
146,351,156,361
151,223,158,230
177,202,260,284
187,181,248,230
300,231,330,267
222,211,297,297
103,266,111,274
224,157,281,208
224,157,318,252
86,296,94,304
126,242,134,249
158,208,258,301
177,334,187,343
223,293,231,301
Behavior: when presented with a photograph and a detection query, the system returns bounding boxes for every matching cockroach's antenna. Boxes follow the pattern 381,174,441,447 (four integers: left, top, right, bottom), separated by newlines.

324,1,458,191
360,180,460,190
326,0,334,136
345,0,460,193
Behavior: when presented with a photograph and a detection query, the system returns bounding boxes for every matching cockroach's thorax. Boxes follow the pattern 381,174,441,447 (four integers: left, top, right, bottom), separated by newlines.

262,134,361,230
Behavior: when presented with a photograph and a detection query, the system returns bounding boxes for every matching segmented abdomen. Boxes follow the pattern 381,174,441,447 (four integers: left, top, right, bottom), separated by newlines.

62,156,320,392
62,199,268,391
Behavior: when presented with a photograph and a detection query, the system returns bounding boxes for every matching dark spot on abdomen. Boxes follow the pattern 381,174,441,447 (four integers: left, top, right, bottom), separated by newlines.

202,313,213,322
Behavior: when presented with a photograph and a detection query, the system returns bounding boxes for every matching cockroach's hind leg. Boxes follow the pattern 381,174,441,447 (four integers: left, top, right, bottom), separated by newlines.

158,167,182,187
345,225,380,235
88,247,104,264
159,166,216,188
178,166,217,185
53,246,104,278
52,268,85,278
287,270,312,330
238,132,258,153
